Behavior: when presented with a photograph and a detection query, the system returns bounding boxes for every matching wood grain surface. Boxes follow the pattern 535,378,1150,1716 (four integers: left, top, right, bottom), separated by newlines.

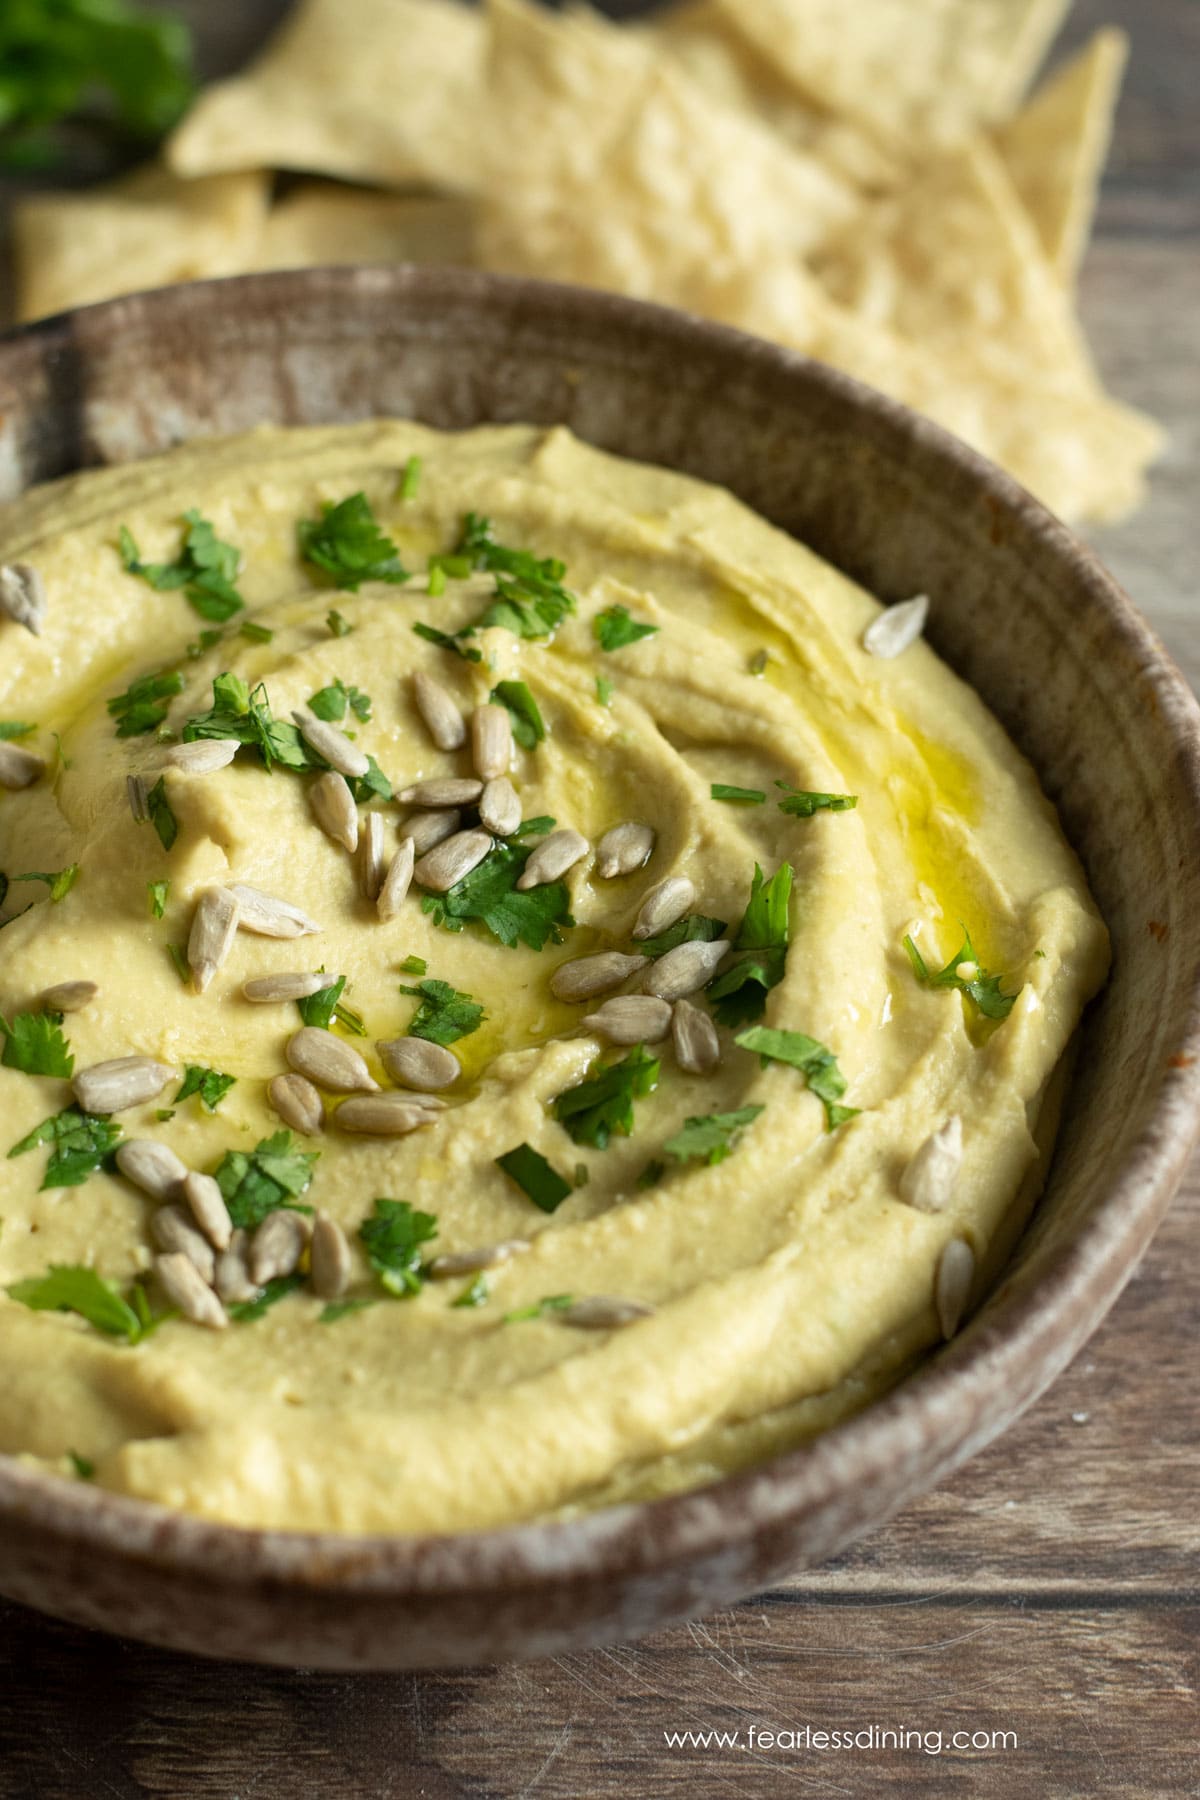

1,3,1197,1795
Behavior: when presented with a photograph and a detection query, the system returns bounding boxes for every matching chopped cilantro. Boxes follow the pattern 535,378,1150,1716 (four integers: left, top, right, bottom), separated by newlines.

594,604,659,651
68,1451,94,1479
635,913,727,958
359,1198,437,1298
637,1161,665,1190
0,721,35,740
213,1130,318,1230
155,1108,175,1123
146,776,177,851
776,782,857,817
120,511,244,621
705,862,792,1029
711,784,766,804
185,627,223,659
664,1105,765,1165
399,955,428,976
297,975,367,1036
401,978,484,1046
503,1293,574,1324
298,492,408,590
229,1273,305,1323
6,1265,160,1343
399,455,422,500
175,1065,236,1112
596,676,614,708
421,840,573,951
903,929,1018,1021
427,564,448,597
345,755,392,804
167,943,189,984
1,1010,73,1077
147,878,169,918
553,1045,660,1150
413,621,482,663
307,678,372,724
327,609,353,637
735,1025,859,1131
510,815,555,839
181,672,320,775
452,1274,489,1309
106,668,184,737
8,1107,120,1188
318,1296,377,1324
13,865,79,903
490,679,545,749
239,619,274,645
495,1143,572,1213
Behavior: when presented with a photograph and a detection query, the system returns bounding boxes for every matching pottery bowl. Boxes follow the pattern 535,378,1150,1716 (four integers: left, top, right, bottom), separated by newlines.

1,268,1198,1668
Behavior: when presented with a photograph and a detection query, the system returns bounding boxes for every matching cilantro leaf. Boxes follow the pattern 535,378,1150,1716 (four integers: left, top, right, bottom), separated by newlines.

399,456,422,500
1,1010,73,1077
181,673,322,775
401,978,485,1046
175,1065,236,1112
594,604,659,651
146,776,177,851
420,841,573,951
706,863,793,1029
452,1274,489,1308
412,621,483,663
307,678,372,724
359,1198,437,1298
776,782,858,817
735,1026,859,1131
68,1451,94,1479
0,721,35,739
495,1143,572,1213
298,493,408,590
319,1296,378,1324
228,1273,305,1323
327,609,352,637
511,815,555,839
213,1130,318,1230
6,1265,147,1341
147,878,169,918
13,865,79,903
664,1105,765,1166
399,955,428,976
106,668,184,737
345,755,392,805
296,974,366,1036
635,913,727,958
239,619,273,645
553,1045,660,1150
903,928,1018,1021
428,513,577,644
490,679,545,750
504,1293,574,1324
711,784,766,804
8,1107,121,1188
120,511,244,620
596,677,613,708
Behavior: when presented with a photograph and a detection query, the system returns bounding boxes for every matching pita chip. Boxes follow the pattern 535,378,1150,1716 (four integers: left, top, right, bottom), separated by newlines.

254,186,475,273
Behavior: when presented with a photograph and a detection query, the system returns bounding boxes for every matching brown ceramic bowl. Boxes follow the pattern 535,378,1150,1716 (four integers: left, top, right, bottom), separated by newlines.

1,268,1198,1670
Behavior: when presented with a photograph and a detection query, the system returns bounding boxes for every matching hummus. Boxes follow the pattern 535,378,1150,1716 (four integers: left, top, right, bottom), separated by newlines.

0,421,1108,1534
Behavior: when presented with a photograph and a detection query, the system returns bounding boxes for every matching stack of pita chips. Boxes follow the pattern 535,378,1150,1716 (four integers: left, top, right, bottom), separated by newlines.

11,0,1160,524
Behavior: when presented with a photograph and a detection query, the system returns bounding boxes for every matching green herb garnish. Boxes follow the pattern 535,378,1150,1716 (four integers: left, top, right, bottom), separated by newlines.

635,913,727,958
596,676,614,708
327,609,352,637
175,1065,236,1112
705,862,792,1029
495,1143,572,1213
452,1274,489,1309
0,721,36,740
412,621,483,663
637,1161,665,1190
503,1293,574,1324
664,1105,765,1165
345,755,392,805
401,978,484,1046
318,1296,378,1324
421,841,573,951
239,619,274,645
120,512,244,621
298,492,408,590
181,672,320,774
775,782,858,817
145,776,177,851
147,878,169,919
229,1273,305,1323
399,456,422,500
167,943,189,984
296,975,367,1036
711,784,766,804
106,668,184,737
553,1045,660,1150
8,1107,121,1188
1,1010,73,1077
903,928,1018,1021
490,679,545,749
735,1026,858,1130
6,1265,162,1343
213,1130,318,1230
13,865,79,903
594,603,659,651
68,1451,95,1479
359,1198,437,1298
510,815,555,839
307,678,372,724
399,955,428,976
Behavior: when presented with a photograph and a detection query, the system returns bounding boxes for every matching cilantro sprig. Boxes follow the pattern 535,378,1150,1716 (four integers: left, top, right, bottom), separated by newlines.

401,978,484,1046
664,1105,765,1166
296,974,366,1036
9,1107,121,1188
181,672,320,774
107,668,184,737
6,1265,167,1344
735,1026,858,1131
0,721,35,740
213,1130,318,1230
490,680,545,750
359,1198,437,1297
495,1143,572,1213
595,604,659,651
1,1010,73,1077
553,1045,660,1149
903,928,1018,1020
12,865,79,903
705,863,793,1029
635,913,727,958
229,1274,305,1323
421,841,573,951
120,512,244,621
298,493,408,590
308,678,371,724
175,1065,236,1112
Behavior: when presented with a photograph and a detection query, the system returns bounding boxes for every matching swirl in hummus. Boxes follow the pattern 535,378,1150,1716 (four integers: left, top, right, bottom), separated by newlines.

0,421,1108,1534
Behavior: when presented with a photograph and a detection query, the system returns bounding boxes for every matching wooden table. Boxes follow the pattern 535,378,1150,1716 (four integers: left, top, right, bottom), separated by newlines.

1,4,1196,1794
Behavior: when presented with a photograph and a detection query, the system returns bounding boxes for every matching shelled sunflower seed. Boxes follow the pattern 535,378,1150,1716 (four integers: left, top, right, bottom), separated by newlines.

243,971,328,1003
0,742,45,790
561,1297,655,1329
632,875,695,941
268,1070,326,1135
478,776,521,837
163,738,240,773
398,777,483,808
429,1239,531,1278
73,1056,174,1114
291,704,370,778
187,885,241,993
516,829,589,890
310,771,359,853
249,1209,310,1284
215,1230,257,1304
550,952,645,1003
228,883,321,938
286,1027,378,1094
899,1117,963,1214
155,1251,227,1329
644,937,729,1001
358,810,387,900
151,1204,216,1285
412,670,466,751
596,822,655,878
935,1237,975,1339
399,807,461,854
40,980,97,1013
181,1170,233,1252
581,995,672,1045
377,838,415,921
115,1139,188,1201
336,1093,440,1135
126,773,149,820
471,704,512,781
863,594,929,659
671,998,721,1073
310,1211,352,1300
413,828,492,893
0,561,46,635
377,1035,460,1092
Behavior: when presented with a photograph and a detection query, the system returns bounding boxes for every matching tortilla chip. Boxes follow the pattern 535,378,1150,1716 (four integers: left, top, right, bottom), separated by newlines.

647,0,900,192
167,0,484,193
13,165,269,324
709,0,1071,151
254,186,475,273
479,0,858,299
996,30,1129,285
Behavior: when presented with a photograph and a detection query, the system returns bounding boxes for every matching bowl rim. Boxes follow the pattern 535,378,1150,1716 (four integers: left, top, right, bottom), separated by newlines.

2,264,1200,1600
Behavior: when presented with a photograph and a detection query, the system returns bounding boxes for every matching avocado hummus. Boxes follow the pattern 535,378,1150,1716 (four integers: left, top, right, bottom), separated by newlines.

0,421,1108,1534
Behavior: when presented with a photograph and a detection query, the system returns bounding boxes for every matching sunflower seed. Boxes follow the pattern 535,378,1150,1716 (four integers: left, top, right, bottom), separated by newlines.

429,1239,531,1279
41,979,97,1013
214,1229,257,1304
0,742,45,790
899,1116,963,1215
561,1296,655,1329
935,1237,975,1339
377,838,415,921
155,1251,227,1329
291,705,370,778
478,776,521,837
358,809,387,900
181,1169,233,1251
863,594,929,659
581,995,672,1045
398,777,483,808
596,822,655,878
151,1204,216,1285
412,670,466,751
269,1071,325,1135
249,1208,310,1284
310,1211,352,1300
115,1139,189,1200
310,771,359,853
413,828,492,893
671,998,721,1073
286,1026,378,1094
336,1093,440,1136
632,875,696,941
550,952,645,1003
73,1056,174,1114
377,1036,460,1091
399,807,461,854
126,773,149,820
228,883,322,938
644,937,729,1000
0,562,46,635
242,971,328,1003
516,828,589,890
188,885,240,993
471,703,512,781
162,738,240,773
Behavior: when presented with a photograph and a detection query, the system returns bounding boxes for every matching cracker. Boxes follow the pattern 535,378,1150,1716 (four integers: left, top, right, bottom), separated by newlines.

997,30,1129,285
255,186,475,273
13,164,269,324
167,0,485,193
